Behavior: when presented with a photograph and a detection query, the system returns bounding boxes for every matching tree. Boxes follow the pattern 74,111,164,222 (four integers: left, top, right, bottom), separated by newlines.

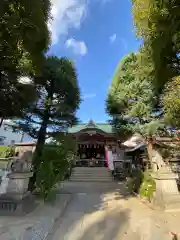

106,53,165,166
0,0,51,72
0,0,51,123
106,53,138,139
163,76,180,129
132,0,180,90
106,53,138,115
0,79,37,126
132,0,180,133
18,56,81,190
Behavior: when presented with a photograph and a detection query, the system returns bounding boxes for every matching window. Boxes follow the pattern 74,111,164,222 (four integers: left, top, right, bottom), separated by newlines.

11,140,15,145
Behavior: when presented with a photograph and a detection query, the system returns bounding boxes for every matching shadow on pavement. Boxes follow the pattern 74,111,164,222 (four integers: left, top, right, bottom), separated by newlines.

76,207,130,240
47,181,135,240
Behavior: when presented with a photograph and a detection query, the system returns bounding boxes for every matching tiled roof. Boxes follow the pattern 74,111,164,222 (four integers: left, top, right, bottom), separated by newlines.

68,120,114,134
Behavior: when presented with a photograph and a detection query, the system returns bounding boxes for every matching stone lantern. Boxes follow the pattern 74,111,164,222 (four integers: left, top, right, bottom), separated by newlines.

0,143,35,215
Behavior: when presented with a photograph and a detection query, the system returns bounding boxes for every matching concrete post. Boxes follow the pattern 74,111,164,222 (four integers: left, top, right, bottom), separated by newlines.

152,166,180,212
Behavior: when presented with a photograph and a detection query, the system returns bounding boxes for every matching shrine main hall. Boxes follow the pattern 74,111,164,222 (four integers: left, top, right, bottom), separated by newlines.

68,120,119,167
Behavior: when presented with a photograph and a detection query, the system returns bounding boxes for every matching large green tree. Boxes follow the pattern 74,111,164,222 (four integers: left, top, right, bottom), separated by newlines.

0,0,51,72
106,53,138,139
0,0,51,123
132,0,180,90
131,0,180,133
18,56,81,190
106,53,165,164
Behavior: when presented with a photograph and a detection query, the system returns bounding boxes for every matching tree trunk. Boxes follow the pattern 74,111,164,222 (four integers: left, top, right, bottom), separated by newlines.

146,137,154,171
28,111,49,192
28,80,54,192
0,117,4,127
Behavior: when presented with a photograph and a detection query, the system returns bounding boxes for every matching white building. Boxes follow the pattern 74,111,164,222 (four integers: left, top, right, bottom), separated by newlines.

0,120,34,145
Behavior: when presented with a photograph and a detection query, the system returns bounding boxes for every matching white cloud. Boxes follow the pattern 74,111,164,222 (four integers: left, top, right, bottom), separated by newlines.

83,93,96,99
109,33,117,43
18,76,33,84
66,38,88,56
48,0,88,44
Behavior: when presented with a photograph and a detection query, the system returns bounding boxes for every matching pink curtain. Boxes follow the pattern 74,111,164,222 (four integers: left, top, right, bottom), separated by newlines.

105,146,109,168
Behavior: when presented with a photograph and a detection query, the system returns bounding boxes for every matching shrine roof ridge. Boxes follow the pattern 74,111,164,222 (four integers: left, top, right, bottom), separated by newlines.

68,121,115,134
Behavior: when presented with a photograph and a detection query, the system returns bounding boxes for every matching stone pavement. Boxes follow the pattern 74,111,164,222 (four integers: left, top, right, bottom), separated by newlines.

0,194,71,240
0,182,180,239
49,182,180,240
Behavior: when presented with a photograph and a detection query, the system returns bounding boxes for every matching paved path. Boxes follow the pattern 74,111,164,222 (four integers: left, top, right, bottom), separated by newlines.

47,182,180,240
0,194,71,240
0,181,179,239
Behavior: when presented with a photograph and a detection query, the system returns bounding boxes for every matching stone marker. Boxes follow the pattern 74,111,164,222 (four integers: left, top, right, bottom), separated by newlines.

152,166,180,212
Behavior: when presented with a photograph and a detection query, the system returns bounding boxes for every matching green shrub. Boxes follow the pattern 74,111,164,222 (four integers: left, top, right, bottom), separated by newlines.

129,168,144,193
0,146,15,158
126,169,156,201
36,144,73,200
139,171,156,201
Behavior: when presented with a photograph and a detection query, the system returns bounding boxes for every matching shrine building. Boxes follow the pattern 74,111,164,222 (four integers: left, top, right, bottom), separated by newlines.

68,120,119,167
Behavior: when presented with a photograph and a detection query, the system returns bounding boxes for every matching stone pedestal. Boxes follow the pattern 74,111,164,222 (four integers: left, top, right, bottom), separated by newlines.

152,168,180,212
0,172,35,215
0,150,35,215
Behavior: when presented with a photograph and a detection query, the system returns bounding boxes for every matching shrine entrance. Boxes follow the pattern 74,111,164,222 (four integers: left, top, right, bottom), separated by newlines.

67,120,118,167
76,132,106,167
78,143,105,159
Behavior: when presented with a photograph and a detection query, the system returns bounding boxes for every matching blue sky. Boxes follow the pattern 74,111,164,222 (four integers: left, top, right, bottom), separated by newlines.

48,0,140,123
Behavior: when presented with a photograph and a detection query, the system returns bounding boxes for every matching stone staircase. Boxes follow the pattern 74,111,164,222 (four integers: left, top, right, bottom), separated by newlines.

70,167,113,182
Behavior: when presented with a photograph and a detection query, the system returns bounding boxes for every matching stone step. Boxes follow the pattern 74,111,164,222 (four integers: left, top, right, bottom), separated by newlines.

71,173,112,177
70,176,112,179
72,170,110,174
73,167,107,170
70,167,113,183
72,172,111,176
69,179,112,183
72,171,110,174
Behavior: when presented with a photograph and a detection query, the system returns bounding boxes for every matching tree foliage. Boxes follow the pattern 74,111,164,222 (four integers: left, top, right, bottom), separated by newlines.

19,57,81,144
132,0,180,130
106,52,166,167
107,0,180,168
106,53,138,115
106,52,162,136
0,0,51,122
0,80,37,122
132,0,180,89
164,76,180,128
0,0,51,72
17,56,81,191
